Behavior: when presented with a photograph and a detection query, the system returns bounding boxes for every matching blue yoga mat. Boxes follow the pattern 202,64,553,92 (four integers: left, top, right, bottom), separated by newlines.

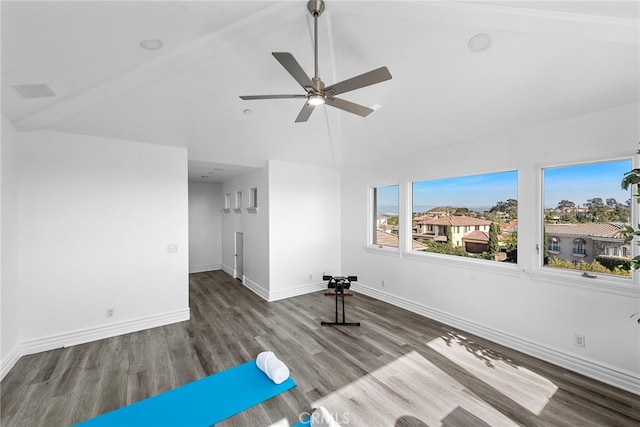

73,360,296,427
292,416,311,427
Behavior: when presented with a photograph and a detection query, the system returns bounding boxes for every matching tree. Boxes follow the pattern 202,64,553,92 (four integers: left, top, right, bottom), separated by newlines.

488,223,499,254
490,199,518,216
584,197,604,207
606,198,618,208
557,199,575,210
621,159,640,271
446,225,453,247
424,240,469,257
620,149,640,324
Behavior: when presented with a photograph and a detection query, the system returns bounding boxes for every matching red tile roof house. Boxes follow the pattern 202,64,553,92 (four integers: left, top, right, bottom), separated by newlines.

413,215,493,253
545,222,631,265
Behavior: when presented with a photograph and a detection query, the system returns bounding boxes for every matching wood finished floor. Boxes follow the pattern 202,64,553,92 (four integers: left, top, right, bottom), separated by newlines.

2,270,639,426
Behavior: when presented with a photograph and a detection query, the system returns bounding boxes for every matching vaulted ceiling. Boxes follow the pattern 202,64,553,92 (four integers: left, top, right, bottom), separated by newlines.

2,1,638,182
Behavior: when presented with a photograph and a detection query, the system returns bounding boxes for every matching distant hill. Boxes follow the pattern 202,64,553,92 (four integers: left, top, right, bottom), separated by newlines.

413,205,493,215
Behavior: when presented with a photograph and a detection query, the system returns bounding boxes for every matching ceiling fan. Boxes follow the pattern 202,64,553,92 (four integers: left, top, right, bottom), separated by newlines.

240,0,392,123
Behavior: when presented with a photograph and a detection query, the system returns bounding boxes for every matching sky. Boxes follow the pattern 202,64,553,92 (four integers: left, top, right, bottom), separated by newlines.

375,159,632,213
544,159,631,208
412,170,517,210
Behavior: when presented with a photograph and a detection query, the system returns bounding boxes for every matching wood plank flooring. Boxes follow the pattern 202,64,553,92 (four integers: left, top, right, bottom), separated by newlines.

2,270,639,426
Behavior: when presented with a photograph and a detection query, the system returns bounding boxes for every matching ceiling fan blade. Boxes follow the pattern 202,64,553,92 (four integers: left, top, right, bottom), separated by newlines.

240,94,306,100
272,52,314,90
324,66,392,96
295,102,315,123
325,97,374,117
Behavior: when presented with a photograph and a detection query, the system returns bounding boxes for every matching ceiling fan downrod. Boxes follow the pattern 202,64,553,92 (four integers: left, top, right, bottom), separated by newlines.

308,0,325,87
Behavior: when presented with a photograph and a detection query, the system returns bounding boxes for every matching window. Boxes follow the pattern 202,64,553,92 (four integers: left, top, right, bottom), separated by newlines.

543,159,631,277
249,187,258,208
411,171,518,262
372,185,399,248
247,187,258,213
234,191,243,212
224,193,231,211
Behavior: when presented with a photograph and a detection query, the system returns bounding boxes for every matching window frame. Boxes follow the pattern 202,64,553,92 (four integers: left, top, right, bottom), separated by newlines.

406,168,519,271
366,183,401,256
532,155,637,292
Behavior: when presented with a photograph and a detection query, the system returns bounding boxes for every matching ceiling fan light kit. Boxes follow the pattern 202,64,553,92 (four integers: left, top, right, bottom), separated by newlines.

240,0,392,122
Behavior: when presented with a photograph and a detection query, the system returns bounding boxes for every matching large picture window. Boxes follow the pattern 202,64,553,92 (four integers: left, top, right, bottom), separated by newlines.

372,185,399,248
411,171,518,261
543,159,632,277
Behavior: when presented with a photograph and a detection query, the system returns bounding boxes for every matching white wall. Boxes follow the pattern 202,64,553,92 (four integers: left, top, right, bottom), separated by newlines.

10,129,190,362
342,103,640,393
221,167,270,296
188,181,222,273
1,117,21,379
220,160,341,302
268,160,341,301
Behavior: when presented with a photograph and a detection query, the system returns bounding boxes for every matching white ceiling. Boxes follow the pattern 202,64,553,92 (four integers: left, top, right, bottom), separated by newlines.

2,1,639,182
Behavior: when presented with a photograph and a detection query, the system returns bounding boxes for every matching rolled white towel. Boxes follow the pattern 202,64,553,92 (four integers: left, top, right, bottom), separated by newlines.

310,406,341,427
256,351,290,385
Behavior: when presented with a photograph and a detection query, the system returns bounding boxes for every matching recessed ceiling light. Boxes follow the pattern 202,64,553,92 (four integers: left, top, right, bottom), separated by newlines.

243,109,252,115
200,175,209,179
468,34,492,53
140,39,163,51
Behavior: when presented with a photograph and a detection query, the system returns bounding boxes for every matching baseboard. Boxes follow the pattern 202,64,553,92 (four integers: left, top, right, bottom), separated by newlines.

221,263,235,277
268,282,327,302
189,264,221,273
0,344,22,381
243,276,269,301
352,283,640,396
19,308,191,357
241,277,326,302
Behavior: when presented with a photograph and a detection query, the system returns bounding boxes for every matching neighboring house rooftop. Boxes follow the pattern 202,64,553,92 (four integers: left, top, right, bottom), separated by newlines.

545,223,626,239
462,230,490,244
376,230,428,250
417,215,492,226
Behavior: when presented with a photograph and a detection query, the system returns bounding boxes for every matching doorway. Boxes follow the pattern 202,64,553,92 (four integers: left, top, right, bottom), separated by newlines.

234,231,243,281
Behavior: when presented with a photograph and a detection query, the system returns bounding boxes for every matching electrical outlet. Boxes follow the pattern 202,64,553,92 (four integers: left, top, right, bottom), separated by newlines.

381,280,386,288
309,273,313,280
106,308,114,318
574,334,585,348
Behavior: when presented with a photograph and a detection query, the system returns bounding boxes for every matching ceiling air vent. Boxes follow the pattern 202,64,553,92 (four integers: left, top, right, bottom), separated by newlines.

12,82,56,99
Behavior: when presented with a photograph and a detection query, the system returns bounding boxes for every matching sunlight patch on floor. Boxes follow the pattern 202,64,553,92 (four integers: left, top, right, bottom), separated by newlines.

309,350,519,426
427,333,558,415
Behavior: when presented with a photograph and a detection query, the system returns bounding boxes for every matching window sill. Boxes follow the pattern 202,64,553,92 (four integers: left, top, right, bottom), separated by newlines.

364,245,401,258
246,207,258,213
404,250,521,276
233,208,242,213
223,208,231,213
527,268,638,297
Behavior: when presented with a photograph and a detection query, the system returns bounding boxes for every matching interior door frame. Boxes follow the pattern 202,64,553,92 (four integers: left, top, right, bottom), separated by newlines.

234,231,243,281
